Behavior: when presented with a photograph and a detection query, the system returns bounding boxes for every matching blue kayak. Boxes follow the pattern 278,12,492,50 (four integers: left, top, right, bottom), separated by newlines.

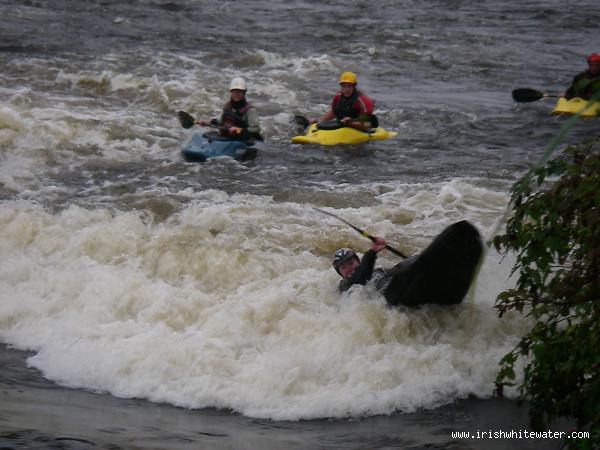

181,131,257,162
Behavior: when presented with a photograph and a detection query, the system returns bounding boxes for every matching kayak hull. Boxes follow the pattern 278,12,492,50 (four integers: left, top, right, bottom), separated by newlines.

378,221,483,307
292,123,397,146
181,132,257,162
552,97,599,118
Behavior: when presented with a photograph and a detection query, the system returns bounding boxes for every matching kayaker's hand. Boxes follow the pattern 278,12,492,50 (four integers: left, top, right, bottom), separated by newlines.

228,127,242,136
371,236,386,253
340,117,352,126
196,120,208,126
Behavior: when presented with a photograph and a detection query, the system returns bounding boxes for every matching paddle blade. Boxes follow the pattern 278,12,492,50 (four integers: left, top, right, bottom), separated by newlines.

512,88,544,103
294,115,310,129
177,111,196,129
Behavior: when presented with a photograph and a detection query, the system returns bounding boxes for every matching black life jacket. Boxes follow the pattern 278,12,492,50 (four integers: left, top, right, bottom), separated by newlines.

333,89,361,120
221,100,252,128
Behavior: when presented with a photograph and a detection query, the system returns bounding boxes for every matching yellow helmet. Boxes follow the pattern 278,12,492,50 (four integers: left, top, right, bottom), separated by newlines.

338,71,357,85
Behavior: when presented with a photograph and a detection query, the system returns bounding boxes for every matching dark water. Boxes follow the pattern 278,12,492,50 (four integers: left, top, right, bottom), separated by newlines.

0,344,564,450
0,0,596,448
2,0,598,210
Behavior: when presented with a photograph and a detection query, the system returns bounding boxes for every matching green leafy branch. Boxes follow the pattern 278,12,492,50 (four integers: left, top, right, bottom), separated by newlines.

493,137,600,448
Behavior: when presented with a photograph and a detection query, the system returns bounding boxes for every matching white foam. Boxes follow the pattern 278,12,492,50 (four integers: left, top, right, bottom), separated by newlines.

0,185,529,420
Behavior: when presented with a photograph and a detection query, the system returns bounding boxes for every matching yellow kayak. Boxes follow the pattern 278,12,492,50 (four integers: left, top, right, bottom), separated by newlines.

292,123,398,146
552,97,599,118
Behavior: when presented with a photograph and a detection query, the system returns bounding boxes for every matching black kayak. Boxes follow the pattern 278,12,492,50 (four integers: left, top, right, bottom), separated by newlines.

377,220,483,307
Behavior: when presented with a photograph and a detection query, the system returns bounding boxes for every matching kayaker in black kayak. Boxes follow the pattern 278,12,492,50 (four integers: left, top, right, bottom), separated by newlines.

196,77,262,141
332,220,483,307
310,71,378,131
565,53,600,100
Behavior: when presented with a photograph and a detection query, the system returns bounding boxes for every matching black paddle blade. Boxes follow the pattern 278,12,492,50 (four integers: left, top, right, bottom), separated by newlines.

512,88,544,103
294,115,310,129
177,111,196,129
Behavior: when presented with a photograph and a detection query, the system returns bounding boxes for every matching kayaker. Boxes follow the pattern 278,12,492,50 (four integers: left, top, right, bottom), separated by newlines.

197,77,261,141
565,53,600,100
311,72,378,131
331,221,483,307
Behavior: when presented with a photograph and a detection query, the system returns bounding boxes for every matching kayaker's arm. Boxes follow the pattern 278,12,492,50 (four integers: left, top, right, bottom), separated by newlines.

245,107,261,136
338,249,378,293
317,109,336,123
340,112,374,131
340,117,369,131
565,73,583,100
229,107,262,139
338,237,385,293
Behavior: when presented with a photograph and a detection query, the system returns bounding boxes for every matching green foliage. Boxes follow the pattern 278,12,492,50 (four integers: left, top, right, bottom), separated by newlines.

493,138,600,448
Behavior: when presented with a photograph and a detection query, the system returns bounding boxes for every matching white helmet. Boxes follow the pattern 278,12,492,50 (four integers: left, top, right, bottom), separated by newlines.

230,77,247,91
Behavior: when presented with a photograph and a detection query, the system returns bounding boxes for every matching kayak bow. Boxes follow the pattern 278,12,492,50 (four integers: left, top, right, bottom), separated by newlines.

552,97,599,118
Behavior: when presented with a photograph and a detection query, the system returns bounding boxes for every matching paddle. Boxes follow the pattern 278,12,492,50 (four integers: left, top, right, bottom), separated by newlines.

177,110,218,129
177,110,263,141
294,115,310,129
294,115,344,131
512,88,561,103
314,207,407,259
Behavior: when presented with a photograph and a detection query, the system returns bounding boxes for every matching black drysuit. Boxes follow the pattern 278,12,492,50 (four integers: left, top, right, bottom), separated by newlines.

338,220,483,307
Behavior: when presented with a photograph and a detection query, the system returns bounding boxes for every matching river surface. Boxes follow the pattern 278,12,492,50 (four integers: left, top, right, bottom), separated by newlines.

0,0,597,448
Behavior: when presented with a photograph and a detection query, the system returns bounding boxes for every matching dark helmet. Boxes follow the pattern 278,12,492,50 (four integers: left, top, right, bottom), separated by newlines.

332,247,359,274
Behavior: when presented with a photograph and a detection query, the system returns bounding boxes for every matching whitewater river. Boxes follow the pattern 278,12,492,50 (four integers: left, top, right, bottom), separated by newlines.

1,0,597,448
